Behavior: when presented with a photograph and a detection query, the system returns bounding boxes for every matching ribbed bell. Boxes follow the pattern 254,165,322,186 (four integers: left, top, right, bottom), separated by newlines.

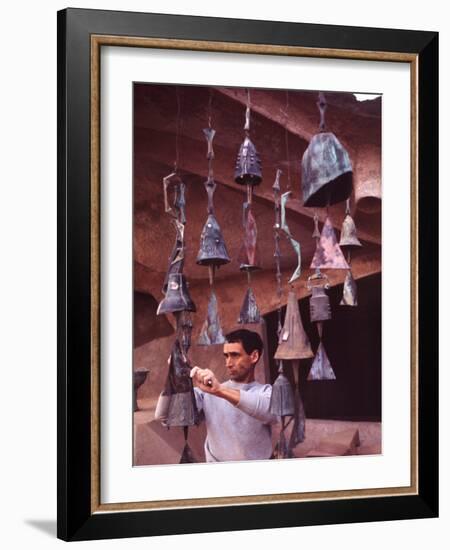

339,214,362,247
234,136,262,186
198,291,225,345
301,132,353,207
238,287,261,324
308,342,336,381
157,274,196,315
196,214,230,267
310,217,349,270
275,291,313,360
340,270,358,306
269,366,295,417
309,286,332,323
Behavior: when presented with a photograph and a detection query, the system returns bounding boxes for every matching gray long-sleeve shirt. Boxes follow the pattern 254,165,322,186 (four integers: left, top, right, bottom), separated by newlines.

194,380,278,463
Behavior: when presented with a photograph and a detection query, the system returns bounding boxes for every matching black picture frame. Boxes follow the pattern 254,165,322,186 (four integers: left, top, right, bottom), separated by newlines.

57,7,438,542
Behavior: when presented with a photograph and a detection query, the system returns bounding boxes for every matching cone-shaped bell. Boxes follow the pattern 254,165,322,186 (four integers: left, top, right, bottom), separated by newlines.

275,291,314,360
157,274,196,315
238,287,261,324
339,214,362,247
196,214,230,267
198,291,225,345
179,441,196,463
238,205,261,271
234,136,262,186
301,132,353,207
309,286,332,323
270,368,295,417
308,342,336,380
340,270,358,306
310,217,350,270
166,391,200,427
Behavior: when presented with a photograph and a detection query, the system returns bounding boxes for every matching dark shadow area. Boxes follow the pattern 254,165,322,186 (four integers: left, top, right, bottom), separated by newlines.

265,273,381,421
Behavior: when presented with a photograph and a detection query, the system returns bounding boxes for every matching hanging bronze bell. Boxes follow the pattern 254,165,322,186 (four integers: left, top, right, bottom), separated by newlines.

238,287,261,324
340,270,358,306
310,217,349,270
339,214,362,247
301,132,353,207
198,291,225,345
234,136,262,186
308,342,336,380
309,286,331,323
275,290,313,360
157,273,196,315
196,214,230,267
269,364,295,417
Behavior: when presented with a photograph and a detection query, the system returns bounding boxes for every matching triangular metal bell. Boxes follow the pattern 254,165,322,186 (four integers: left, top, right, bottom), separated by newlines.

269,365,295,417
275,291,314,360
339,214,362,247
238,287,261,324
198,291,225,345
340,270,358,306
308,342,336,381
157,273,196,315
179,442,196,463
234,136,262,186
301,132,353,207
196,214,230,267
310,217,350,270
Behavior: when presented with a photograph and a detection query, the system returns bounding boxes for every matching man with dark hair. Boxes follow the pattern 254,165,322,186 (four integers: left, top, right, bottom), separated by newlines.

188,328,277,462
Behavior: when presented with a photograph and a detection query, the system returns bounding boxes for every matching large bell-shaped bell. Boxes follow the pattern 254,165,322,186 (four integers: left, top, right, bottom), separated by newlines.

234,136,262,186
340,269,358,306
339,214,362,247
309,286,332,323
308,342,336,380
238,287,261,324
301,132,353,207
269,364,295,417
310,217,350,270
198,291,225,345
196,214,230,267
275,291,313,360
157,273,196,315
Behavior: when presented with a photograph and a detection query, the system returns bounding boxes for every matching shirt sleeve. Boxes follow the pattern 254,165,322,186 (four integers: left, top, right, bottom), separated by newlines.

236,384,278,425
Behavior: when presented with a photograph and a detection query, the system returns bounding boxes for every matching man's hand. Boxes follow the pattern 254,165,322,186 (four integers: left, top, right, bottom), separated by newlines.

190,366,221,394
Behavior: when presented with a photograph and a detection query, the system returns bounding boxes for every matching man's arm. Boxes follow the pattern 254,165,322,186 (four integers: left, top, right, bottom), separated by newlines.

190,366,240,406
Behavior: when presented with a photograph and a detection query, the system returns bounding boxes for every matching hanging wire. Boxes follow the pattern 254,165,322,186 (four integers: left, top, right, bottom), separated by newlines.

284,91,292,191
174,86,182,172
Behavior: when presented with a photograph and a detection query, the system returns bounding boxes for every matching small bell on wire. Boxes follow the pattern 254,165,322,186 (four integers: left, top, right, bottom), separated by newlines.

234,138,262,186
196,214,230,267
269,362,295,417
339,214,362,248
340,269,358,306
198,291,225,345
309,285,332,323
310,217,349,270
238,287,261,324
308,341,336,381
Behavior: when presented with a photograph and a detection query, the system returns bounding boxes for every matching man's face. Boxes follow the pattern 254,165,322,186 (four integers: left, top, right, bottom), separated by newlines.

223,341,259,383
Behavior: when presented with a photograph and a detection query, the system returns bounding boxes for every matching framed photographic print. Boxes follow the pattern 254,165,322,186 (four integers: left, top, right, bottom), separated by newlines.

57,8,438,541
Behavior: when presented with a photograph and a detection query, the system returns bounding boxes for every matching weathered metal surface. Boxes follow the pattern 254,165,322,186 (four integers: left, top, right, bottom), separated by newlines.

309,286,332,323
269,369,295,417
162,219,185,293
301,131,353,207
197,291,225,345
234,136,262,186
339,214,362,248
196,214,230,267
237,287,261,324
280,191,301,283
340,269,358,306
308,342,336,381
177,310,193,352
237,203,261,271
179,442,196,463
203,127,216,160
310,216,350,270
275,290,313,360
157,273,196,315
